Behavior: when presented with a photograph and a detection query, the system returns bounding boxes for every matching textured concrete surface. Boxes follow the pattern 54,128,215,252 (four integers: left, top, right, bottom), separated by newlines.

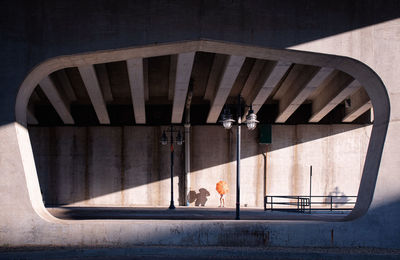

29,126,184,206
47,206,353,221
0,0,399,250
28,124,370,208
1,246,400,260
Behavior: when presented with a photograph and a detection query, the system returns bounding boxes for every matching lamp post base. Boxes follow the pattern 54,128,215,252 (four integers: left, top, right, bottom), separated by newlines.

169,202,175,210
236,202,240,220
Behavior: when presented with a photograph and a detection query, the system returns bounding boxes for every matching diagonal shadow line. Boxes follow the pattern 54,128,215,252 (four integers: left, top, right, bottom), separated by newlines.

28,123,370,206
7,1,394,217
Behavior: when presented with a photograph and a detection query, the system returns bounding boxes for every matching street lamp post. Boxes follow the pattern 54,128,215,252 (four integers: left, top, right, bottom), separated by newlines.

220,95,259,220
161,125,183,210
236,96,241,220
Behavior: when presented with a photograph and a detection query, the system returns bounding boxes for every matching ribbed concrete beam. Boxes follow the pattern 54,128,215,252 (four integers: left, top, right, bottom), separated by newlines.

78,65,110,124
275,66,334,123
343,87,372,122
309,72,359,122
127,58,146,124
143,59,149,101
30,91,41,103
272,65,300,100
26,105,38,125
39,76,75,124
249,61,291,115
204,54,228,101
56,70,77,102
95,64,114,103
171,52,195,123
168,55,177,101
240,59,266,102
206,55,245,123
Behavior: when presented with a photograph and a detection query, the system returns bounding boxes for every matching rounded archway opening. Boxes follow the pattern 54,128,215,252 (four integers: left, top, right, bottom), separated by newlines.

15,40,389,221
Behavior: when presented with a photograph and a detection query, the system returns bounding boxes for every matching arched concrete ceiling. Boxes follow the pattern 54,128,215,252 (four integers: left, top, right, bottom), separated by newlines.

20,41,373,127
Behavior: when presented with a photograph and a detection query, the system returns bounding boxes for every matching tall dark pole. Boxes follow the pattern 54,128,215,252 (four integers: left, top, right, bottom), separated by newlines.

236,95,241,220
169,128,175,209
309,165,312,213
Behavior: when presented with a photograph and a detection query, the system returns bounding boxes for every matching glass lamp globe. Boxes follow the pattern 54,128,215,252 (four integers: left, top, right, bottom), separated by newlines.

176,131,183,145
161,131,168,145
223,119,234,129
220,107,235,130
245,109,259,130
246,121,257,130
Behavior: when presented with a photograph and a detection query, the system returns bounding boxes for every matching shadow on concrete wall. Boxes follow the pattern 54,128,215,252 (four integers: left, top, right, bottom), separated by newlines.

324,187,349,208
28,124,367,206
29,126,185,206
188,188,210,206
190,124,368,172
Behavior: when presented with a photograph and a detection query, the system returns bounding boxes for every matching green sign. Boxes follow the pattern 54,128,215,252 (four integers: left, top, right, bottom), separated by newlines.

259,124,272,144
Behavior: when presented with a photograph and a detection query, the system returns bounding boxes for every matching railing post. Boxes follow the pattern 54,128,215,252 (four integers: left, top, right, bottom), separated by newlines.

309,166,312,213
300,198,303,213
330,196,333,211
264,196,267,211
271,196,273,211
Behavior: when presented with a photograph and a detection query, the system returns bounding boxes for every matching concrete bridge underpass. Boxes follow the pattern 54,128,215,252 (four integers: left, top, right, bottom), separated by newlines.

0,0,399,253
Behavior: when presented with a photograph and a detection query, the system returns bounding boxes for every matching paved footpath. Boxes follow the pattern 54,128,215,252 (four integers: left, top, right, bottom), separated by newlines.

47,206,347,221
1,246,399,260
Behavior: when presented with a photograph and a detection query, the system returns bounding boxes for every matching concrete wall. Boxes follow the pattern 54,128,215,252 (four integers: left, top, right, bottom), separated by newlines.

266,125,371,197
29,125,370,208
29,126,184,206
1,0,399,249
190,125,372,208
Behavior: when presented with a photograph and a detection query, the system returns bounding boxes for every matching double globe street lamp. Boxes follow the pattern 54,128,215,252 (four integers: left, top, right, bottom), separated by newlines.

160,126,183,209
220,95,259,220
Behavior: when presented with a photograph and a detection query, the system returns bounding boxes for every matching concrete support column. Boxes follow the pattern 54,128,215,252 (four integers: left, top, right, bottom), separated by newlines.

184,124,190,206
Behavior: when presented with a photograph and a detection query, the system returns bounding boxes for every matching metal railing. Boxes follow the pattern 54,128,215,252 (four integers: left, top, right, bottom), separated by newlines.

264,195,357,213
